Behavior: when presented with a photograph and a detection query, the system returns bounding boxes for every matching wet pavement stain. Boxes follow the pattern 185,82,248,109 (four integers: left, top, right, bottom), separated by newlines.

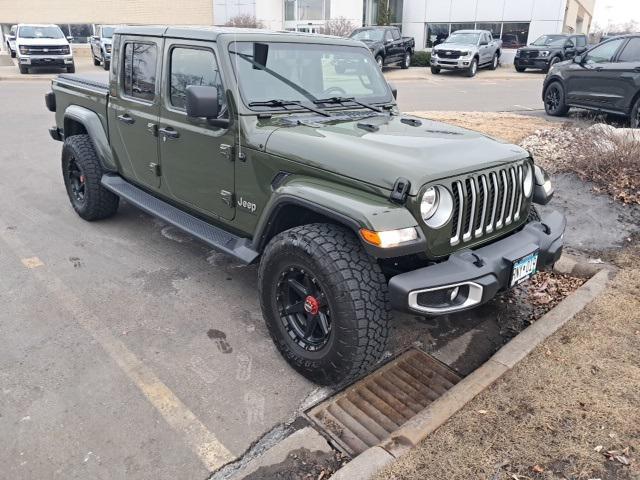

207,329,233,354
131,268,188,296
69,257,82,268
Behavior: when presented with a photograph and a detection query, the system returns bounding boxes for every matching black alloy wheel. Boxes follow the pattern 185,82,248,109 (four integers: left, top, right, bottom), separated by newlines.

276,266,331,352
66,155,87,208
631,98,640,128
544,82,569,116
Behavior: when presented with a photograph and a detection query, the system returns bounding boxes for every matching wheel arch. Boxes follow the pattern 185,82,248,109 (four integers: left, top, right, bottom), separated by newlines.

628,89,640,115
63,105,117,172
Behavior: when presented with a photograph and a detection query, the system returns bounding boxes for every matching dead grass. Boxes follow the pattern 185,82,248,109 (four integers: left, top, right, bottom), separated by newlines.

410,112,557,144
376,247,640,480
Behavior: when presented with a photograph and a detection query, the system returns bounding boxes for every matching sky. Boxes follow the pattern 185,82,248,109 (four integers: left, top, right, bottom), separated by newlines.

592,0,640,29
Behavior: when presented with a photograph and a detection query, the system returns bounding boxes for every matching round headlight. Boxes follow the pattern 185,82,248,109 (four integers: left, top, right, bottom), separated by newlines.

421,186,454,229
523,163,534,198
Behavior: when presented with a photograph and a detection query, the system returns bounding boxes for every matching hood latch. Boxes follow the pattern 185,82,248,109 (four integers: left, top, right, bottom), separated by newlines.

390,177,411,204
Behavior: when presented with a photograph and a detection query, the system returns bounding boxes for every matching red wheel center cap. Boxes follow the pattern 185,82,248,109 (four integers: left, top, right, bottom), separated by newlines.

304,296,320,315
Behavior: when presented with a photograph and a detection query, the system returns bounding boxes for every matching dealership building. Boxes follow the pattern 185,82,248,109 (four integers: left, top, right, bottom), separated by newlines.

1,0,594,56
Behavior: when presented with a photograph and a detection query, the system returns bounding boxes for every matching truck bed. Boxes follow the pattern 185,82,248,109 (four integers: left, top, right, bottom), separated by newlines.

52,72,110,138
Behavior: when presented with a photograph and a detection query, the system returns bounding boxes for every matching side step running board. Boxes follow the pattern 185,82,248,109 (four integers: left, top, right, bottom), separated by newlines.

101,174,259,265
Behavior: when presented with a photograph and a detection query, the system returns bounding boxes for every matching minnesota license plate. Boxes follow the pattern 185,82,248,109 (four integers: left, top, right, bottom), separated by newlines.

510,251,539,287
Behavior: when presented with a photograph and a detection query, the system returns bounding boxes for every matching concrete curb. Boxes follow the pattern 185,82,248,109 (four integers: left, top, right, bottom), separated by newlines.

330,267,611,479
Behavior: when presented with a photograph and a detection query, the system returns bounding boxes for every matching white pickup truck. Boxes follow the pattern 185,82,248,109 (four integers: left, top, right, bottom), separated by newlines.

431,30,502,77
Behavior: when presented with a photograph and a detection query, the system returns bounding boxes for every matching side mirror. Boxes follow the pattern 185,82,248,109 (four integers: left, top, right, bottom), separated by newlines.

574,55,583,64
66,36,74,42
388,82,398,100
186,85,229,128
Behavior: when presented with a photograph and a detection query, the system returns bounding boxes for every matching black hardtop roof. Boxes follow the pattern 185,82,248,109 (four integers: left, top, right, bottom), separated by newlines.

113,25,364,46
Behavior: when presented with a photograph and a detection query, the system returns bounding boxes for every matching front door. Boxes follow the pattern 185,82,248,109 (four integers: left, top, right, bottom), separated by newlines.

565,38,626,110
108,35,163,190
158,40,235,220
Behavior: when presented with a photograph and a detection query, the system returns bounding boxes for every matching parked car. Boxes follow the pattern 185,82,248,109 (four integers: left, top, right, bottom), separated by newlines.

5,25,17,58
90,25,118,70
431,30,502,77
543,34,640,127
15,24,74,74
515,34,588,72
349,26,415,69
46,26,564,385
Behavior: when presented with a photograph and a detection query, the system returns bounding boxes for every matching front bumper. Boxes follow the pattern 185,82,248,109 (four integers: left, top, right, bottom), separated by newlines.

431,56,473,69
19,54,74,67
514,57,550,69
389,210,566,315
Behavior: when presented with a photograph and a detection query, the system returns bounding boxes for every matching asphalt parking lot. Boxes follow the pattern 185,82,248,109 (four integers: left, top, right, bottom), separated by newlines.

0,59,550,479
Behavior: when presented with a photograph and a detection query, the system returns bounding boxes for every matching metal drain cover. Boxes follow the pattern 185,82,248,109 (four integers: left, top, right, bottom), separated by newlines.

306,349,461,456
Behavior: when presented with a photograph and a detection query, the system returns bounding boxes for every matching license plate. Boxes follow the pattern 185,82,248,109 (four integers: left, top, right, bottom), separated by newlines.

510,251,539,287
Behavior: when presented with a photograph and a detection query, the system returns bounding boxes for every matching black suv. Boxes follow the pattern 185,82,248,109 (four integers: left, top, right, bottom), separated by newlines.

515,34,588,72
543,35,640,127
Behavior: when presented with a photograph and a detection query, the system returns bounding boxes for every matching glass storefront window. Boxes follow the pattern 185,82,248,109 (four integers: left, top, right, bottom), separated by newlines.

450,23,475,34
58,24,93,43
426,23,450,48
285,0,330,22
476,22,502,39
285,0,295,21
501,22,530,48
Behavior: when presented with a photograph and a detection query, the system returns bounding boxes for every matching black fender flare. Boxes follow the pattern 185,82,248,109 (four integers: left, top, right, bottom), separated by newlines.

63,105,117,171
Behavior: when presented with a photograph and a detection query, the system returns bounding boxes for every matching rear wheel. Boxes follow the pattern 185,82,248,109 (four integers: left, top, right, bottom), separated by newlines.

630,97,640,128
103,59,110,71
401,51,411,69
62,134,119,221
259,224,391,385
544,81,570,117
490,53,499,70
465,58,478,77
430,66,441,74
376,55,384,69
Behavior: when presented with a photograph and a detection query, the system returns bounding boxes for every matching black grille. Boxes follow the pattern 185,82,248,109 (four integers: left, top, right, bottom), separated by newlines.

450,162,528,246
23,45,70,55
521,50,539,58
437,50,462,59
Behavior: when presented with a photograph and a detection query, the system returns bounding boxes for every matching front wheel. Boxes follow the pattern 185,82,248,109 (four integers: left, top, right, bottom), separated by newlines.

465,58,478,77
62,135,119,221
103,59,110,71
376,55,384,69
401,51,411,69
515,66,526,72
19,64,28,74
67,64,75,73
93,55,100,66
630,97,640,128
10,50,16,58
544,81,570,117
430,66,441,74
259,224,391,385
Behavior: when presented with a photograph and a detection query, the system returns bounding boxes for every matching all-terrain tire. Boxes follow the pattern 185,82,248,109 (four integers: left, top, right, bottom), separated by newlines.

62,134,119,221
259,223,391,386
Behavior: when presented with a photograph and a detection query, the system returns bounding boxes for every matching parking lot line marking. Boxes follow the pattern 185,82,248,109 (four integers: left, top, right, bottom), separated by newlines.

513,104,536,111
21,256,44,269
1,231,235,472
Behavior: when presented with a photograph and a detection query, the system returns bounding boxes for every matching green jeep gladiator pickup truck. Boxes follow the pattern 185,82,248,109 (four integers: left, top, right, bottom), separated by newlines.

45,26,564,385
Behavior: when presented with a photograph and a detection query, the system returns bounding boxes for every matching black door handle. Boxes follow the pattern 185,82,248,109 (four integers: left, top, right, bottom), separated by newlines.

117,114,135,125
158,127,180,139
595,67,604,72
634,67,640,73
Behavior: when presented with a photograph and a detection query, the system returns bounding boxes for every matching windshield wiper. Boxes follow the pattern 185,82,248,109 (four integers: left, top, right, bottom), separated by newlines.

248,99,331,117
313,96,383,113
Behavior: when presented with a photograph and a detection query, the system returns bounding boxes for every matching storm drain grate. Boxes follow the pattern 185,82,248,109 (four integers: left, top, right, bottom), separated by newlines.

306,349,461,456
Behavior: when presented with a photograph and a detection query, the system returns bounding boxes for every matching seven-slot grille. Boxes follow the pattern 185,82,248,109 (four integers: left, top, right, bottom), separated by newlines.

450,162,528,246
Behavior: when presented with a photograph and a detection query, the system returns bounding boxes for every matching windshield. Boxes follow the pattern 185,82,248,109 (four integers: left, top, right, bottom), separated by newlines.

18,25,64,39
532,35,568,46
101,27,115,38
350,30,384,42
444,33,480,45
229,42,392,110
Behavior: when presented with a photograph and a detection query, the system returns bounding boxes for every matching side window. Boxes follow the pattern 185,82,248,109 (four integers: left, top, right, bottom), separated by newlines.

111,35,120,76
584,38,625,64
391,28,400,41
122,42,157,102
618,38,640,62
170,47,226,116
384,30,393,43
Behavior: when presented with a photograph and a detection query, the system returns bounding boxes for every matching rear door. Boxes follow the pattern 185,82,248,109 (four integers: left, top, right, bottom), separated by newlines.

157,39,236,220
108,35,163,190
611,37,640,111
565,37,626,110
478,32,492,64
388,28,404,61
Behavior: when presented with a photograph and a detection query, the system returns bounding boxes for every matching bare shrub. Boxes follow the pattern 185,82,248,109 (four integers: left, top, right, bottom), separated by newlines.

224,14,264,29
318,17,357,37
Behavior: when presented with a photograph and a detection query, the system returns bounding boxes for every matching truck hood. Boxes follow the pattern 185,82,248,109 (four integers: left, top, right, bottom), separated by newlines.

264,114,529,195
16,37,69,46
434,43,477,52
